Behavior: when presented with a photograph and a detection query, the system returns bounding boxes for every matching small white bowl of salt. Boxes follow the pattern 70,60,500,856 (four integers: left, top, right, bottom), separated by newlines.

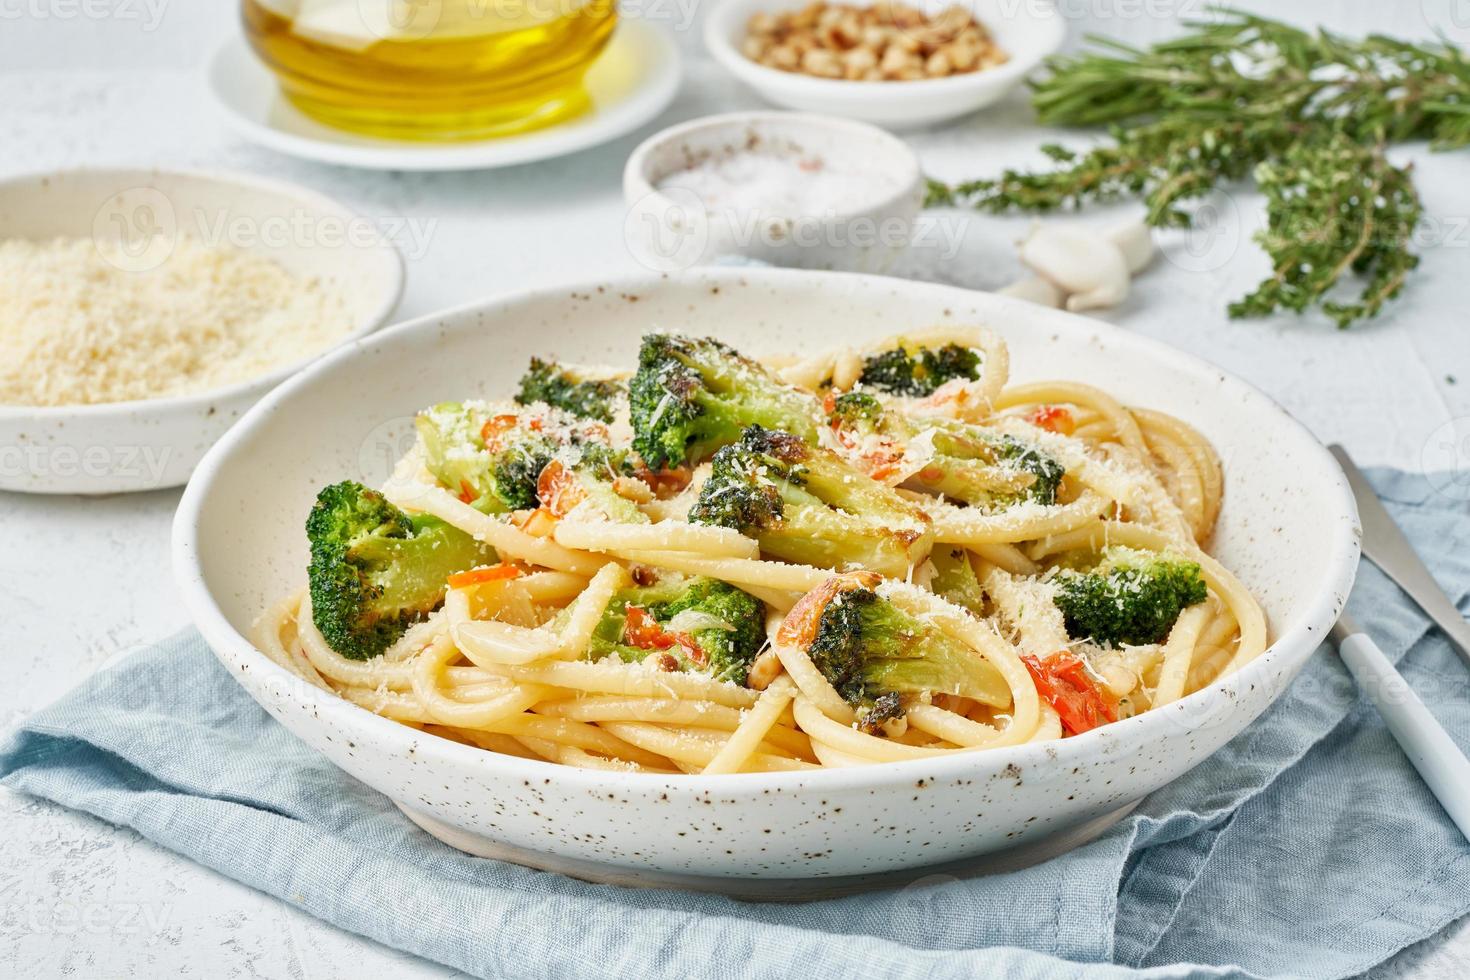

623,112,923,274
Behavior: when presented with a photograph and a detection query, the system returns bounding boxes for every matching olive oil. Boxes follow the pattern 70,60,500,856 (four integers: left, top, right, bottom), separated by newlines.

242,0,618,141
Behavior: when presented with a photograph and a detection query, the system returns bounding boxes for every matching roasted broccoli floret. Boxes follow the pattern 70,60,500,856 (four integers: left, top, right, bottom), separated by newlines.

911,429,1065,506
688,425,934,578
306,481,496,660
859,341,983,397
928,546,985,617
1051,547,1209,647
787,573,1008,722
415,402,556,512
828,390,886,426
828,393,1064,507
990,434,1065,504
515,357,624,423
585,574,766,685
416,399,645,522
536,454,646,525
628,333,822,470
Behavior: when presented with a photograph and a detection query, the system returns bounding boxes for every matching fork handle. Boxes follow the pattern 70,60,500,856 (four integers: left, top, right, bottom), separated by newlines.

1338,630,1470,842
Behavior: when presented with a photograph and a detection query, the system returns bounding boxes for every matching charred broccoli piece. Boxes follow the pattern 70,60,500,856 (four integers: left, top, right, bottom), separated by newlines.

536,453,646,525
515,357,623,423
585,574,766,685
828,390,886,426
688,425,934,578
991,434,1065,505
628,333,822,470
789,574,1009,720
859,341,983,397
415,402,555,512
828,393,1064,507
1052,547,1208,647
908,427,1064,506
306,481,496,660
929,546,985,617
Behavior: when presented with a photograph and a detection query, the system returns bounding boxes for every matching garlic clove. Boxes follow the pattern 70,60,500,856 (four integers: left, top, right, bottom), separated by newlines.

1020,224,1131,311
997,275,1065,308
1106,218,1154,275
1066,278,1130,312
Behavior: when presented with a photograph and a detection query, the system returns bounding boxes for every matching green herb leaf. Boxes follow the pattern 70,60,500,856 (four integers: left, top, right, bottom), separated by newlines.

924,8,1468,327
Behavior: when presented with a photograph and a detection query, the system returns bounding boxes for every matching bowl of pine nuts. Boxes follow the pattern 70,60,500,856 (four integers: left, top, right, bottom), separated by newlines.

704,0,1066,129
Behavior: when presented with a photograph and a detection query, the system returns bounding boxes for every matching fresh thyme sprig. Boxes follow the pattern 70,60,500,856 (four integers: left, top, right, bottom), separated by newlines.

924,10,1470,328
1231,134,1422,327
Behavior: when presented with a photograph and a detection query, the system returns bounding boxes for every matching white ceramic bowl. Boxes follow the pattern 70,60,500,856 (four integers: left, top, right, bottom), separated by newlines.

173,269,1359,892
704,0,1067,129
0,168,403,494
623,111,923,273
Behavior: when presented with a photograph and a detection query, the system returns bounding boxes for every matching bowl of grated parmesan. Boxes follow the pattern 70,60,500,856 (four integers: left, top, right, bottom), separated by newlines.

0,168,403,494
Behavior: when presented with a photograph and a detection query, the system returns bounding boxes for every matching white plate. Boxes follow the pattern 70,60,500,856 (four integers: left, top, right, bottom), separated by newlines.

174,269,1359,888
0,168,403,494
206,21,682,172
704,0,1066,130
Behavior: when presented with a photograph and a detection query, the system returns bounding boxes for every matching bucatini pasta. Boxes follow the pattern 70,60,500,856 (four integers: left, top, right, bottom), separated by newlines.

256,327,1266,776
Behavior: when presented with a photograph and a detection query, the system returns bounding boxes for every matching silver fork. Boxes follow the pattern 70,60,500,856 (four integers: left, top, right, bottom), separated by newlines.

1327,446,1470,841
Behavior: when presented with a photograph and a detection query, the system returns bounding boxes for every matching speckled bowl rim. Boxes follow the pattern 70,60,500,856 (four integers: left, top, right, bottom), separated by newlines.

173,268,1360,801
0,166,405,421
622,111,923,222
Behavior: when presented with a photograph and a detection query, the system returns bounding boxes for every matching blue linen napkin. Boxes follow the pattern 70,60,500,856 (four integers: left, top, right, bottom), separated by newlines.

3,467,1468,979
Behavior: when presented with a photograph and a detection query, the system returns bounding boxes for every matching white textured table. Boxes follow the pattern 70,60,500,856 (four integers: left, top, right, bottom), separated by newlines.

3,2,1469,977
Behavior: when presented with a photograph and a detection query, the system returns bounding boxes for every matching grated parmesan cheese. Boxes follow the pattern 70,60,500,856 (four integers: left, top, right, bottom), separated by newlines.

984,568,1068,655
0,236,353,407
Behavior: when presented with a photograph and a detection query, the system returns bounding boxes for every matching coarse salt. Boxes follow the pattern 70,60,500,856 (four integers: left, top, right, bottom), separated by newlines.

656,150,902,220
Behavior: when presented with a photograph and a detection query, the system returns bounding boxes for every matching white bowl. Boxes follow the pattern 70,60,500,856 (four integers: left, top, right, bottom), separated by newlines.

0,168,404,494
173,269,1359,891
622,111,923,272
703,0,1067,129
